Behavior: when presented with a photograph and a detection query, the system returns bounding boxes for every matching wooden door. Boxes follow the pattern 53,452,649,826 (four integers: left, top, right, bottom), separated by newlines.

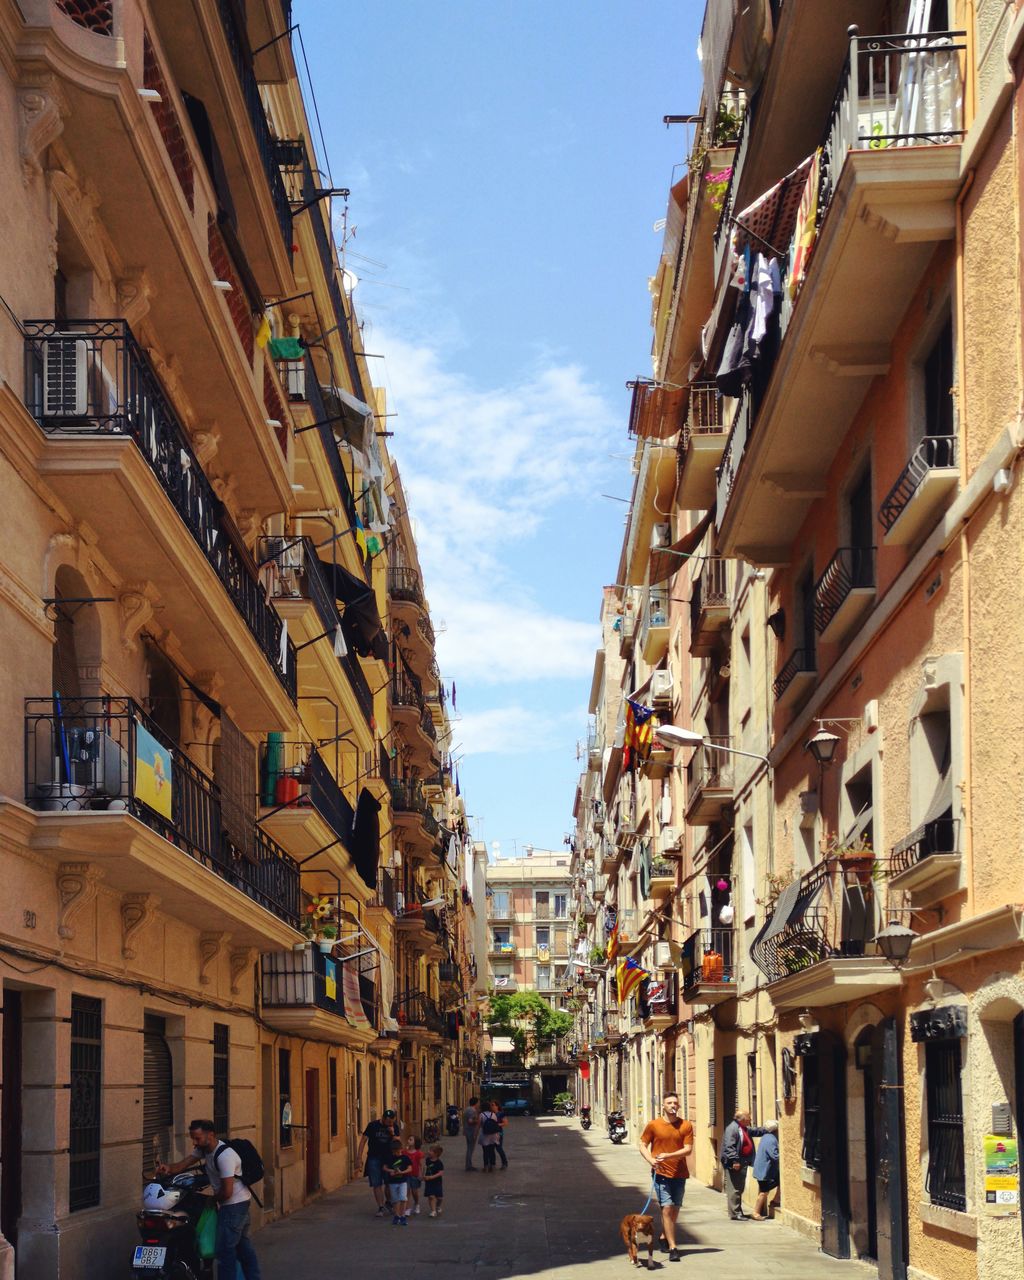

872,1017,908,1280
304,1069,320,1196
818,1032,850,1259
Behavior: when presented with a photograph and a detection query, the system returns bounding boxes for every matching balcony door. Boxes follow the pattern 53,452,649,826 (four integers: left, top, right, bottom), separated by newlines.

848,465,874,588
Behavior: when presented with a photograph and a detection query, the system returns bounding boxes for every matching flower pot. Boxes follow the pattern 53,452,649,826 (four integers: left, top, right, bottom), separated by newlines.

318,940,336,954
293,941,311,951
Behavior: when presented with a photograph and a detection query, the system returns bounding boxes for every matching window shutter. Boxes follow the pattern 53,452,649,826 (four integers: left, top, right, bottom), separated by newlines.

143,1015,174,1179
708,1057,717,1126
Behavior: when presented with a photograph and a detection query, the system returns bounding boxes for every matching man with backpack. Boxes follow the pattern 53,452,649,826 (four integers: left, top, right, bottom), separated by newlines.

157,1118,262,1278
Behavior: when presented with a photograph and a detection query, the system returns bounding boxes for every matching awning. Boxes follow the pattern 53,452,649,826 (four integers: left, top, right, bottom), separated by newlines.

895,724,953,853
649,508,716,585
627,380,686,441
840,803,873,850
732,153,814,258
490,1036,515,1053
315,555,388,661
321,384,374,451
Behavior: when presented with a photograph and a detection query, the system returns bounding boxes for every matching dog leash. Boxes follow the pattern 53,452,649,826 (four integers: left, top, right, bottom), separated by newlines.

639,1171,658,1216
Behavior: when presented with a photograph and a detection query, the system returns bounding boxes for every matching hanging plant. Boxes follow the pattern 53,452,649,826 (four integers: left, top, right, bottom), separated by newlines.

705,167,733,211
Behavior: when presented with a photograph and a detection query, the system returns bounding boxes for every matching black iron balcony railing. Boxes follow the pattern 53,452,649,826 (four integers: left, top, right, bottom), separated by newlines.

391,672,424,713
24,320,297,701
814,546,875,634
690,557,730,635
215,0,292,256
300,358,360,531
419,706,438,743
262,945,376,1026
25,697,300,925
682,928,736,995
685,736,732,806
388,566,426,608
878,435,958,534
773,647,816,702
890,816,960,879
389,777,431,818
375,870,396,913
396,991,445,1034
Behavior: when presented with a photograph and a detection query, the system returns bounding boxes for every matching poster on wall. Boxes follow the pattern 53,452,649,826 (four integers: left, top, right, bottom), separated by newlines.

983,1134,1019,1214
133,720,172,819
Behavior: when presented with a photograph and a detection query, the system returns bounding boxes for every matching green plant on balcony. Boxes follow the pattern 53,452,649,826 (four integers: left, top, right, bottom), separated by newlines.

651,858,673,879
713,99,744,146
589,944,606,967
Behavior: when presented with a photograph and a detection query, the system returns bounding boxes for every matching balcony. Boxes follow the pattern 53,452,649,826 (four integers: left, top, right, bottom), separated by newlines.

640,587,670,665
642,971,677,1030
24,698,300,946
289,357,361,532
682,929,737,1005
258,535,375,728
690,557,731,656
879,435,959,545
489,940,518,958
396,992,445,1042
716,29,966,564
388,779,439,853
888,816,961,898
648,859,675,899
623,443,679,585
814,546,876,643
487,902,518,923
25,320,297,726
617,587,641,658
677,383,728,510
750,861,901,1009
388,566,427,612
773,647,816,709
261,946,377,1044
685,737,733,825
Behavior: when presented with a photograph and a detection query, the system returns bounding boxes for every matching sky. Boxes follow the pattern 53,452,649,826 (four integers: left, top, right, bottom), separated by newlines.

298,1,704,860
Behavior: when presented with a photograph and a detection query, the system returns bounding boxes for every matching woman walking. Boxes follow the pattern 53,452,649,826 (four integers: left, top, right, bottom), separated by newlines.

751,1121,780,1220
479,1099,503,1171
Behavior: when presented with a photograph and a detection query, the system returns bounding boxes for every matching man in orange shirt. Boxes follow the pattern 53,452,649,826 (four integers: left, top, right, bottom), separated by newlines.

640,1093,694,1262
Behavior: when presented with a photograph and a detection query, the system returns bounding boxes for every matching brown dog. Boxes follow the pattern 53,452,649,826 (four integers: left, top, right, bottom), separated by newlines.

620,1213,655,1268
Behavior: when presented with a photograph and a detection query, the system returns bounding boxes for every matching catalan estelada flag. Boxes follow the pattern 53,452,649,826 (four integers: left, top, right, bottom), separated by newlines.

606,921,620,965
617,956,649,1005
624,699,655,768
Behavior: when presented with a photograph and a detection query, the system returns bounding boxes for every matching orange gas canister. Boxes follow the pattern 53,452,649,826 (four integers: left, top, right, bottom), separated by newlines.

703,952,724,982
275,773,301,807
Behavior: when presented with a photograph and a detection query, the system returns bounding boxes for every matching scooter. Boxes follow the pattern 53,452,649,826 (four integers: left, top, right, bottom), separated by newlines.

131,1170,213,1277
608,1110,628,1144
446,1104,461,1137
580,1104,592,1131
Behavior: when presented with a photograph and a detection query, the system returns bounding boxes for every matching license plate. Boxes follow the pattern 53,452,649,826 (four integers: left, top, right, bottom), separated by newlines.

133,1245,167,1268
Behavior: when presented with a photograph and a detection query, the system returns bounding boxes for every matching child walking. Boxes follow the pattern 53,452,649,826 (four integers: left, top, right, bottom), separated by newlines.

383,1138,412,1225
404,1135,425,1215
424,1144,445,1217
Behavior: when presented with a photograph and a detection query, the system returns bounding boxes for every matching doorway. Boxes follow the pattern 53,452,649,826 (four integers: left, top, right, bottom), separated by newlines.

854,1028,878,1260
1,991,23,1250
817,1031,850,1259
304,1069,320,1197
871,1017,908,1280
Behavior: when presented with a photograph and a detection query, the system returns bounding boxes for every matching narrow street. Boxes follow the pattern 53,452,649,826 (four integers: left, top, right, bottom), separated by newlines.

258,1117,864,1278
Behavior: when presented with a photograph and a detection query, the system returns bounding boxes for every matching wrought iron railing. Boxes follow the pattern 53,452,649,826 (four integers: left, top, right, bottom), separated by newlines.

301,358,360,530
682,381,724,448
396,991,445,1034
262,946,376,1026
878,435,958,533
25,697,300,925
814,546,876,634
773,647,816,702
24,320,296,700
388,566,426,608
215,0,292,255
682,928,736,995
889,816,960,878
419,706,438,743
392,672,424,712
690,557,730,636
685,736,732,806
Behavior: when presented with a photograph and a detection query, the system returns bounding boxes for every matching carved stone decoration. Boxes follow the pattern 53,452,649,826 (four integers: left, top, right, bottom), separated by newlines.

118,585,154,654
229,947,258,995
235,509,258,542
57,862,103,940
120,892,159,960
198,931,228,985
189,425,220,468
116,272,152,328
18,78,70,185
910,1005,968,1043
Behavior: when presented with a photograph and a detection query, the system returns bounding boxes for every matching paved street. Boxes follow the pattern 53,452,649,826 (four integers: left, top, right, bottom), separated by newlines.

258,1117,864,1278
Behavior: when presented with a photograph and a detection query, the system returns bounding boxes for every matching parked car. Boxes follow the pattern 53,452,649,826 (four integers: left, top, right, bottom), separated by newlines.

501,1098,531,1115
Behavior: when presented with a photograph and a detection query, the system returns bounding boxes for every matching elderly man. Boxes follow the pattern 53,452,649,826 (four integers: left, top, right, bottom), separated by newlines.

720,1109,766,1220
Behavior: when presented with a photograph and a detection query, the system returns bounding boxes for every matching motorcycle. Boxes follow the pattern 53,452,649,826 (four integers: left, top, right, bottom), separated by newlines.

580,1104,592,1131
446,1104,461,1137
608,1110,628,1144
554,1099,575,1116
131,1170,213,1277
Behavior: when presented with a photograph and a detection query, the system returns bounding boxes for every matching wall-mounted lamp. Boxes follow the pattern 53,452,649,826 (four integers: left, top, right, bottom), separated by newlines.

804,728,841,767
875,918,916,969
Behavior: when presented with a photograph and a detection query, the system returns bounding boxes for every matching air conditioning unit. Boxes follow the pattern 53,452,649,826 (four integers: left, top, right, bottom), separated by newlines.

655,941,673,969
66,727,128,799
651,523,671,550
651,671,673,703
42,336,89,416
660,826,681,853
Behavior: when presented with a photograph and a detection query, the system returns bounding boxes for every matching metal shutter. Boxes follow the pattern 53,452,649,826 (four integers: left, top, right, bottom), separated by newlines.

143,1015,174,1179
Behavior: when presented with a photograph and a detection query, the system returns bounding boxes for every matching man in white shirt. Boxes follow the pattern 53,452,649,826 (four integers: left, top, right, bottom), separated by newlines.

157,1119,260,1277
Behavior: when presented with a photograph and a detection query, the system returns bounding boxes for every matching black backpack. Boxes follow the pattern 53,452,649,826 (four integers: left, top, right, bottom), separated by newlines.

220,1139,265,1190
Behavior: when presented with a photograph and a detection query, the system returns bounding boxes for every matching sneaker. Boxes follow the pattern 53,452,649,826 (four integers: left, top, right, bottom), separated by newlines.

392,1216,400,1225
436,1208,443,1216
429,1211,437,1218
399,1217,409,1227
414,1206,421,1215
376,1206,387,1217
669,1248,681,1262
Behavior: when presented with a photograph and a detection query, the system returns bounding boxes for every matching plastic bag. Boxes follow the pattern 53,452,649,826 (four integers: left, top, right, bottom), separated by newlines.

196,1203,217,1260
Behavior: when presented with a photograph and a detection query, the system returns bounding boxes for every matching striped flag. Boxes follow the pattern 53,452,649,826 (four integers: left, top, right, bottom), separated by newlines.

617,956,649,1005
607,922,620,965
624,699,655,767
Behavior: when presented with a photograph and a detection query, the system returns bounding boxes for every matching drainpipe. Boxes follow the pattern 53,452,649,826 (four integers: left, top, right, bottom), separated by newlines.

955,167,975,918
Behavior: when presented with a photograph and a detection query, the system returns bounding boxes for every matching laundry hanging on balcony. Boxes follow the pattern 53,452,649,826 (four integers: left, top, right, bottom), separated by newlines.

731,153,815,259
315,555,388,660
648,506,716,584
352,787,382,890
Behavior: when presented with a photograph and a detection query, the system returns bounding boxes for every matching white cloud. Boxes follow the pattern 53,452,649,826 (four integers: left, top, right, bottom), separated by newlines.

455,704,581,756
433,594,597,684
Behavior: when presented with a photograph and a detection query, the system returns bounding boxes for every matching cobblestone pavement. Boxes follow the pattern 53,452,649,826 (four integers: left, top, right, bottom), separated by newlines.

257,1116,868,1278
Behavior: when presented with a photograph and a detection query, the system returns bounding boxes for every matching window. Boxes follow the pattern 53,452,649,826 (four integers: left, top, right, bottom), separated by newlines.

279,1049,292,1148
925,1040,966,1211
70,995,102,1211
329,1057,339,1137
490,890,510,918
796,566,816,667
747,1053,758,1127
433,1058,442,1105
554,894,567,919
536,965,551,989
535,891,550,919
554,964,567,985
213,1024,229,1136
923,315,954,441
492,928,510,949
536,927,550,949
801,1053,821,1169
708,1057,717,1126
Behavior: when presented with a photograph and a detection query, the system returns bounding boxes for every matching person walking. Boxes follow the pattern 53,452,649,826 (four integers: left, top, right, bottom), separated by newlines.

639,1092,694,1263
492,1099,509,1169
479,1099,502,1172
751,1121,780,1220
156,1119,261,1278
720,1109,763,1220
356,1108,402,1216
462,1096,481,1170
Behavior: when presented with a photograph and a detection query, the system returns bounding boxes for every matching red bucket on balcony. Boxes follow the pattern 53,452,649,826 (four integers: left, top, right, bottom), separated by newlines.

275,772,301,807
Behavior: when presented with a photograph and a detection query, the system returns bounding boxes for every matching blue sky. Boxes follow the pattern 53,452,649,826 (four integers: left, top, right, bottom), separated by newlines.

299,1,704,858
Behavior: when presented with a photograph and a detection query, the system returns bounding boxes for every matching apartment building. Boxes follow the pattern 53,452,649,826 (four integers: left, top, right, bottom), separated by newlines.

485,847,573,1001
0,3,480,1275
580,4,1024,1280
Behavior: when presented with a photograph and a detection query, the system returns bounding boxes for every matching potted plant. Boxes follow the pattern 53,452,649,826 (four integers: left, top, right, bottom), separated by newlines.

589,944,606,968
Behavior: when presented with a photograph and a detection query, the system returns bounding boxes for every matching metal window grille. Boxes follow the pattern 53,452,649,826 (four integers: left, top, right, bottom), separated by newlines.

213,1024,229,1137
708,1058,717,1126
70,995,102,1211
722,1054,738,1124
747,1053,759,1127
279,1049,292,1148
801,1054,821,1169
329,1058,339,1138
925,1040,966,1211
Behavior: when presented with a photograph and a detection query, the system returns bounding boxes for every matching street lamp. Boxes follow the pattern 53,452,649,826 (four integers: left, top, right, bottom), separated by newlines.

804,728,841,767
654,724,770,765
875,918,917,969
